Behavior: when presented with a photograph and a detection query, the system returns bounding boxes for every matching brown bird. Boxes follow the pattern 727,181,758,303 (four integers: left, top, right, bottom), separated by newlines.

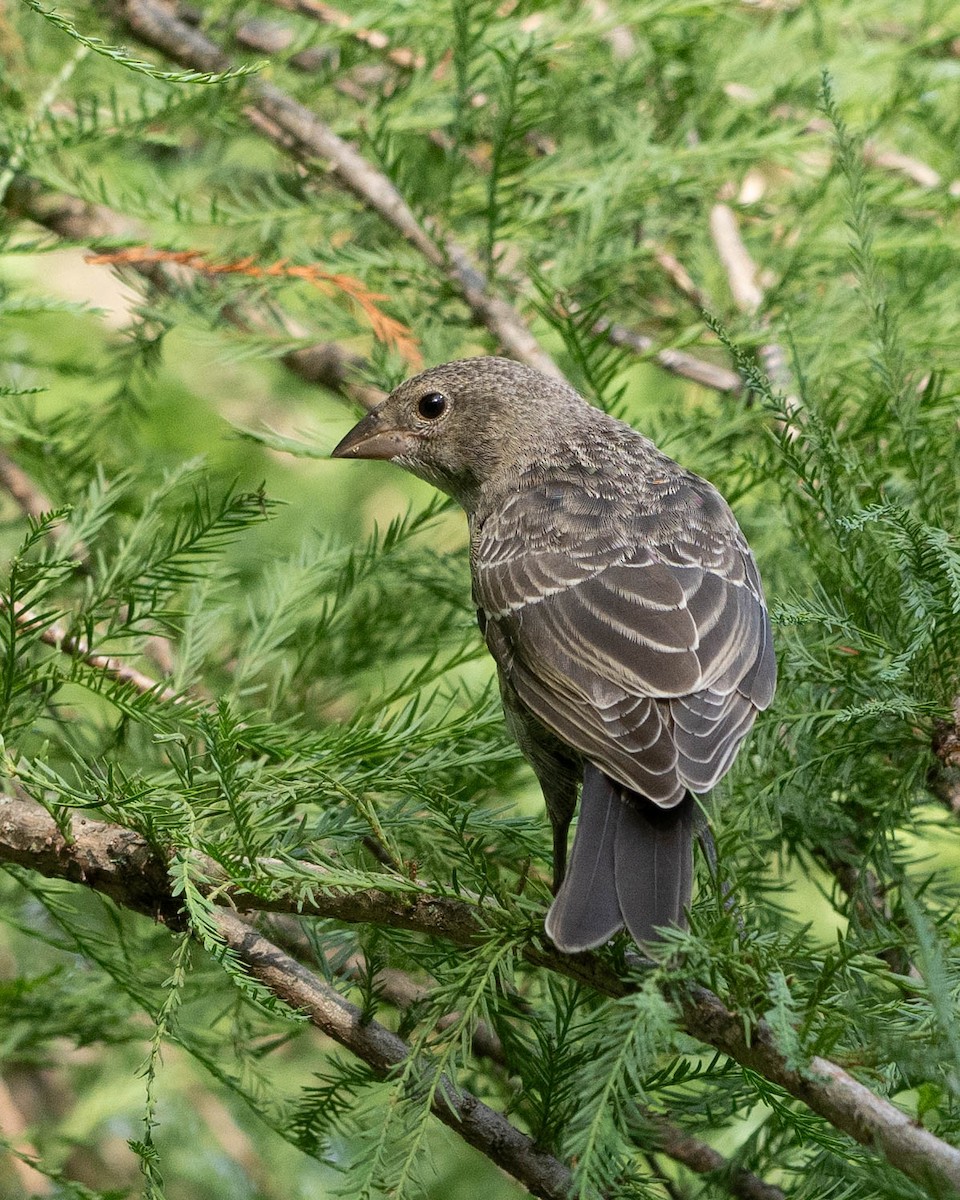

332,358,775,952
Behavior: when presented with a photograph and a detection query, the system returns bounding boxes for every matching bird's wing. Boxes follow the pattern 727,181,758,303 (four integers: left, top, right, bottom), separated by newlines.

473,485,775,805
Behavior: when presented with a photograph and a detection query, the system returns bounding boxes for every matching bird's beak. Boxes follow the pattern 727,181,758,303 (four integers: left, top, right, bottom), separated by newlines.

331,410,411,461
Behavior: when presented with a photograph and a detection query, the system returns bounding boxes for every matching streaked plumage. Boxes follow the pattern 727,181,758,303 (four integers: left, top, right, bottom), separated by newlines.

333,357,775,952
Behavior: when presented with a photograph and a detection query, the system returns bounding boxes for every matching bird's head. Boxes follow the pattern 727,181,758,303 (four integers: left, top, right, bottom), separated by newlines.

331,357,586,511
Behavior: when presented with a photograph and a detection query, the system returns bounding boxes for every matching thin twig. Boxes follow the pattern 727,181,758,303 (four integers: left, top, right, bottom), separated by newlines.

709,201,801,436
251,2,737,396
3,798,959,1198
0,452,55,525
214,909,578,1200
646,242,711,310
645,1115,785,1200
802,118,946,191
2,599,184,705
259,914,509,1065
4,174,384,411
264,0,424,70
931,696,960,815
0,1074,52,1195
596,319,744,394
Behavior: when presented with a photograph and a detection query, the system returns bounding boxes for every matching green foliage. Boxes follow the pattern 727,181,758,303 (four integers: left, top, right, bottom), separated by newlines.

1,1,959,1199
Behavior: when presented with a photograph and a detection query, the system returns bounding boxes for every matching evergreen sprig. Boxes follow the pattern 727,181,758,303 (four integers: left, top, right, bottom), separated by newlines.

0,2,958,1199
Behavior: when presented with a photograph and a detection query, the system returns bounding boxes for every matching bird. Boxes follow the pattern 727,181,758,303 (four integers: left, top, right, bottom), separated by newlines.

332,357,775,952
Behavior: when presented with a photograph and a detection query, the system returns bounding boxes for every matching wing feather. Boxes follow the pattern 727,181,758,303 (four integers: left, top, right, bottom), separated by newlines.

473,475,775,805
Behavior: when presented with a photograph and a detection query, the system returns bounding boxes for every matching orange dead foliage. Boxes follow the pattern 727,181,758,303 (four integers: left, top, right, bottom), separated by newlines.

86,246,422,368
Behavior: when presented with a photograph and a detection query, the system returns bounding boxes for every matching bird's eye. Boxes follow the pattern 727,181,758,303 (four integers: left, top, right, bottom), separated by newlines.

416,392,448,420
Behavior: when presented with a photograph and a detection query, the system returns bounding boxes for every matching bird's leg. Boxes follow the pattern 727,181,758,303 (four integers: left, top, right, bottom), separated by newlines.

542,775,577,893
551,818,570,893
500,691,578,894
697,821,745,932
696,822,717,875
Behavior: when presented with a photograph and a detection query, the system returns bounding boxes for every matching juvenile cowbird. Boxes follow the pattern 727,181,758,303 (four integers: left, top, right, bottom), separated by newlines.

332,358,775,952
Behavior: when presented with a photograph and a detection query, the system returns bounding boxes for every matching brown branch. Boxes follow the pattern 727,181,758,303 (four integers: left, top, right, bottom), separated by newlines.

709,201,802,437
256,3,737,397
0,800,575,1200
3,57,740,404
646,242,711,310
0,1074,52,1195
3,797,959,1197
117,0,563,380
596,319,744,395
259,913,509,1067
931,697,960,815
4,173,384,411
213,909,577,1200
801,118,946,192
264,0,424,70
645,1115,784,1200
2,599,184,705
117,1,746,397
0,451,55,524
681,984,960,1198
260,914,784,1200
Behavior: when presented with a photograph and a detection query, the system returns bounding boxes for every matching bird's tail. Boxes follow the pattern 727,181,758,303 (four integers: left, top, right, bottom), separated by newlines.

544,764,696,953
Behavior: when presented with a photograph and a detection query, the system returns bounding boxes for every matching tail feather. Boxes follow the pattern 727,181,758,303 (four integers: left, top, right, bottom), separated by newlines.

545,764,695,953
614,786,695,946
544,765,623,952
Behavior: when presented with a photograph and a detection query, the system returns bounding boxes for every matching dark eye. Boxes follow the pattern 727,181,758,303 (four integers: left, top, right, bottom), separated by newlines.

416,392,447,420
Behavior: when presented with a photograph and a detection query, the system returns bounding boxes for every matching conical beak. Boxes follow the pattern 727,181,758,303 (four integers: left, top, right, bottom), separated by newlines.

331,410,411,461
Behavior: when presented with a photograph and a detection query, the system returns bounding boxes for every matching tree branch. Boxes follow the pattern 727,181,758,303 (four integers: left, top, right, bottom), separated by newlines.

931,697,960,815
0,797,575,1199
213,910,577,1200
596,319,744,395
116,0,563,380
2,797,958,1197
263,0,424,71
0,451,56,526
3,174,384,411
116,0,754,398
2,599,186,706
709,201,798,429
260,913,786,1200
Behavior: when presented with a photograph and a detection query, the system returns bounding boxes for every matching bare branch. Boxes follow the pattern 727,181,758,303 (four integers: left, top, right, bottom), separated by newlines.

931,697,960,815
261,914,784,1200
645,242,711,310
116,1,746,397
264,0,425,70
709,201,802,437
596,319,744,395
710,204,764,315
0,452,55,525
645,1114,785,1200
0,797,575,1199
0,1075,52,1195
4,174,384,410
681,984,960,1197
801,118,947,191
3,797,959,1197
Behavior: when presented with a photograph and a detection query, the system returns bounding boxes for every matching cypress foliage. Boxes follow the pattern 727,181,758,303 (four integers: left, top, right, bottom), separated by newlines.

1,3,958,1198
